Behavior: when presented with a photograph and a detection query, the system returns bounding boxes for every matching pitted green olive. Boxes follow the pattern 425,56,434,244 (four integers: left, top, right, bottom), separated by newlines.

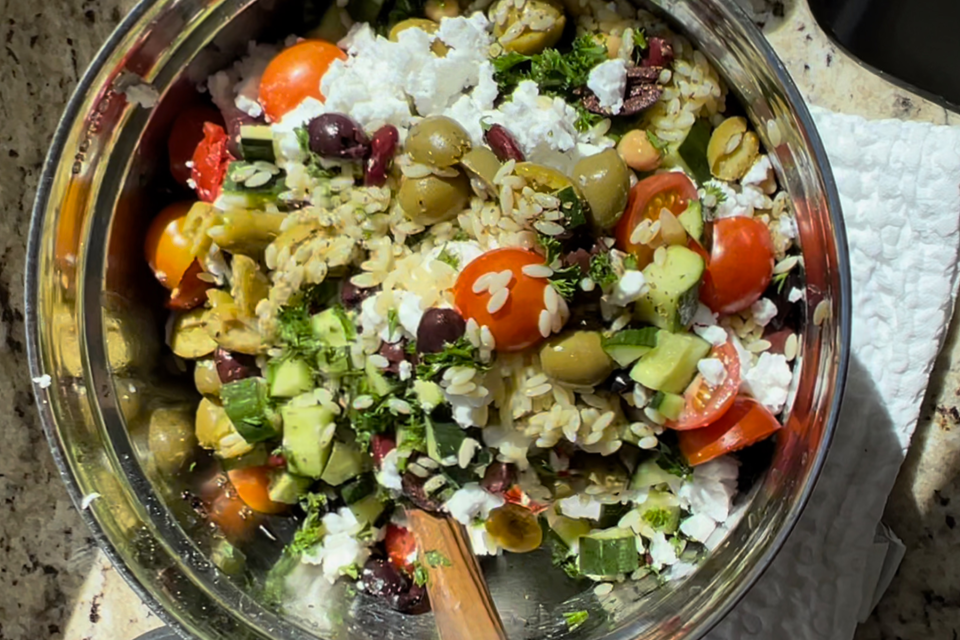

195,398,230,450
707,116,760,181
389,19,449,56
148,405,197,477
398,172,471,225
194,359,222,396
405,116,472,168
459,147,502,194
573,148,631,229
514,162,573,193
492,0,567,55
539,331,614,386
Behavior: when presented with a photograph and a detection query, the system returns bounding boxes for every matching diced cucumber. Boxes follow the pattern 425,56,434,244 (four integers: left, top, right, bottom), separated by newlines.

598,502,632,529
635,490,681,538
268,471,314,505
341,473,376,505
578,528,640,577
677,201,704,242
320,441,366,486
677,119,712,185
312,307,354,348
546,512,593,552
220,161,287,209
427,420,467,465
220,378,280,443
211,539,246,576
633,245,705,332
239,125,276,162
413,380,445,411
218,445,269,471
602,328,660,367
629,330,710,394
629,459,684,492
280,404,337,478
269,358,314,398
364,359,395,397
317,347,350,376
349,493,385,527
649,391,684,421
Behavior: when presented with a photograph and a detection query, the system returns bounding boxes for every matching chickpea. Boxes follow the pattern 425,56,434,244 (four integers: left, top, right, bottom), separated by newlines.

597,33,622,60
425,0,460,21
617,129,662,172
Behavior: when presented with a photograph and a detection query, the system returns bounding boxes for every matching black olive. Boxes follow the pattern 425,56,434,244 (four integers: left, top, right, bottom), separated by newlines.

378,340,409,375
481,462,517,495
362,557,408,599
214,348,257,383
395,581,430,614
307,113,370,160
416,308,466,354
607,371,633,395
401,467,444,512
341,281,371,308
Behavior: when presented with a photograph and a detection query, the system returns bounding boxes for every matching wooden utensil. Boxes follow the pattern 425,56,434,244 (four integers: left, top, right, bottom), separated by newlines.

407,509,508,640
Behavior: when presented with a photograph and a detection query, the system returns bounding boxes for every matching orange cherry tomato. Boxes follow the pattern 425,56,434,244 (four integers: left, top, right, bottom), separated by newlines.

258,40,346,122
191,122,232,203
384,523,418,574
168,260,213,311
168,105,224,187
201,473,262,543
678,396,781,466
227,466,288,515
699,216,775,315
453,248,550,353
145,201,196,290
667,342,741,431
616,173,699,270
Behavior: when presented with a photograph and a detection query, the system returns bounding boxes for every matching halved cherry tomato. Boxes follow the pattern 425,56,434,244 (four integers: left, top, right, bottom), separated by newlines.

385,523,418,574
227,466,288,515
453,248,551,352
678,396,781,466
191,122,232,203
699,216,775,315
668,342,741,431
200,473,262,543
145,201,196,290
168,105,224,187
259,40,346,122
616,173,699,269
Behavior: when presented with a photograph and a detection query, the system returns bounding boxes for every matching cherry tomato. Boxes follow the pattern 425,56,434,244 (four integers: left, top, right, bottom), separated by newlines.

191,122,232,203
699,217,775,315
678,396,781,466
667,342,741,431
200,473,262,543
384,523,418,574
503,485,549,515
145,201,196,290
168,105,224,187
616,173,699,269
227,466,288,515
453,248,551,353
259,40,346,122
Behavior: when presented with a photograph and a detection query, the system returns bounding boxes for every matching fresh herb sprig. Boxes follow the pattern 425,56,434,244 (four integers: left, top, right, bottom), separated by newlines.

416,336,489,381
588,252,618,288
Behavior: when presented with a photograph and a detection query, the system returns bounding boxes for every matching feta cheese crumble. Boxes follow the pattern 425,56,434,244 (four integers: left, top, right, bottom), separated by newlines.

697,357,727,387
649,532,679,570
788,287,804,303
678,456,739,523
749,297,778,327
376,448,403,491
443,483,504,525
586,59,627,115
558,494,604,520
743,352,793,414
302,507,375,583
607,270,647,307
33,374,52,389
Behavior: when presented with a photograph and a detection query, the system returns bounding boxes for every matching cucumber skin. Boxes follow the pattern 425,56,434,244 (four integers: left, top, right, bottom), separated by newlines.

221,378,280,443
578,533,640,577
629,331,711,394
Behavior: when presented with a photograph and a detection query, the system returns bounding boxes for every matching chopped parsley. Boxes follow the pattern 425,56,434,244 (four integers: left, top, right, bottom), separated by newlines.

425,550,452,568
555,186,587,229
436,244,460,269
646,130,669,154
295,127,335,180
703,182,728,205
537,233,563,266
622,254,639,271
451,228,471,242
656,440,693,479
550,264,582,301
588,252,618,288
287,492,329,558
642,508,673,530
342,563,361,580
277,281,338,359
574,104,604,132
416,336,489,381
411,561,429,586
633,28,648,50
563,610,590,630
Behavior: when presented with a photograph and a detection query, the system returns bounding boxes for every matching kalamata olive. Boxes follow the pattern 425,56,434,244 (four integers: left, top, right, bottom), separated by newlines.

378,340,409,375
365,125,399,187
214,348,257,383
641,37,674,68
416,308,467,353
481,462,517,495
362,557,408,600
539,331,614,386
572,149,631,230
307,113,370,160
483,124,525,162
608,371,633,395
395,581,430,614
402,467,444,512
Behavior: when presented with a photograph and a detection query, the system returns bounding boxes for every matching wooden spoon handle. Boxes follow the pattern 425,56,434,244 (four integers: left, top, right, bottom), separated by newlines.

407,510,507,640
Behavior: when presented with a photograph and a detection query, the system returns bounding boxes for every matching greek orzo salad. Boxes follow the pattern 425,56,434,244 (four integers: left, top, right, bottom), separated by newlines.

147,0,805,621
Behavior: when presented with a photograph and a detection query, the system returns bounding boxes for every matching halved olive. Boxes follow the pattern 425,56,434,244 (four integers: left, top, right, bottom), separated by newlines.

572,148,631,229
539,331,614,386
492,0,567,55
148,405,197,477
706,116,760,181
195,397,230,450
170,308,218,359
398,172,471,225
405,116,472,168
194,359,222,396
459,147,502,195
514,162,572,192
389,18,450,56
485,503,543,553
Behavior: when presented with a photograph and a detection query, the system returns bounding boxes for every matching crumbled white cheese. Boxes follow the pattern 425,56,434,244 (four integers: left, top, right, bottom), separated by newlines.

467,521,502,556
558,494,604,520
423,240,485,273
697,357,727,387
649,532,679,570
679,513,717,543
395,290,426,338
607,270,647,307
694,324,728,347
301,507,374,583
482,425,533,470
33,374,52,389
743,351,793,414
678,457,739,523
398,360,413,381
788,287,804,303
587,59,627,115
750,297,778,327
123,83,159,108
443,483,504,525
741,155,775,193
377,449,403,491
778,215,797,239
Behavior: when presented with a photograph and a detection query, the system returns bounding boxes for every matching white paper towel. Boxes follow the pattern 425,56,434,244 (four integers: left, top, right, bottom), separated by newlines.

708,109,960,639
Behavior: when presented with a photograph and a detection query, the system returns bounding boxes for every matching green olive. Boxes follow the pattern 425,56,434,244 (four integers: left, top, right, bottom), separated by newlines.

459,147,502,194
194,359,222,397
398,172,471,225
707,116,760,181
170,308,218,359
572,148,631,229
484,503,543,553
405,116,472,168
425,0,460,21
195,397,230,450
389,18,449,56
514,162,573,193
492,0,567,55
148,405,197,477
539,331,614,386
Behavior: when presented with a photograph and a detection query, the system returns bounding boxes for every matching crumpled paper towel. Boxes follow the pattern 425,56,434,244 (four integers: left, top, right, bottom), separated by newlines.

708,108,960,639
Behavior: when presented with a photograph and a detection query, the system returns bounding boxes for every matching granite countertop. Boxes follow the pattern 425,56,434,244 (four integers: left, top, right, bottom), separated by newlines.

0,0,958,639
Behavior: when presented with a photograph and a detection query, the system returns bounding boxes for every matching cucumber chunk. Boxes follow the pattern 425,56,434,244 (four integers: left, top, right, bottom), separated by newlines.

320,441,366,486
317,347,351,376
677,119,712,185
602,327,659,367
349,493,386,527
427,420,467,465
629,458,684,492
281,403,337,478
412,380,445,411
545,512,593,551
649,391,684,421
268,471,314,505
312,307,354,348
635,490,681,538
578,528,640,577
677,201,704,241
269,358,314,398
630,330,710,394
239,125,276,162
220,161,287,209
634,245,705,332
341,473,376,505
220,378,280,443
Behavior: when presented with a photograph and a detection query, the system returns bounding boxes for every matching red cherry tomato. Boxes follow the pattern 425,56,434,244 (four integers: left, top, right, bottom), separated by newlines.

168,105,224,187
384,523,418,574
191,122,232,203
371,434,397,466
667,342,741,431
699,217,775,315
259,40,346,122
227,466,288,515
616,173,699,270
453,248,551,353
678,396,781,466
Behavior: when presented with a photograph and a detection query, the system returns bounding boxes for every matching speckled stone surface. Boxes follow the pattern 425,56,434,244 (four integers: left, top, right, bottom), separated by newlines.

0,0,957,639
